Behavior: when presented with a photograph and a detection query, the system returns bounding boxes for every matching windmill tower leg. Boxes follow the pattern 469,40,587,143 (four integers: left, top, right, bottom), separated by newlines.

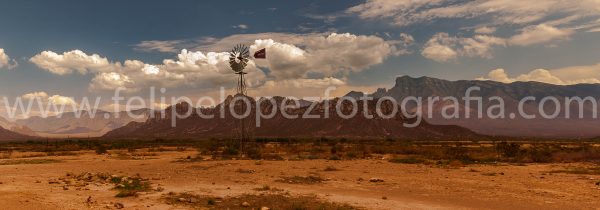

236,72,248,158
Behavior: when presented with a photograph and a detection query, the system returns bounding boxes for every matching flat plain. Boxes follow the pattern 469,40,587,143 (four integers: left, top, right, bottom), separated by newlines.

0,148,599,210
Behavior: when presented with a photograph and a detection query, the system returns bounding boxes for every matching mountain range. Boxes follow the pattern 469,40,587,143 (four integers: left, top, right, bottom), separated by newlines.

105,96,478,140
15,109,150,138
348,76,600,137
3,76,600,141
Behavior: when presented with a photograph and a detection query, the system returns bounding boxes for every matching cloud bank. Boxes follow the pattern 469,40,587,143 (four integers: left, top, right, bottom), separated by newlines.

31,32,405,95
477,63,600,85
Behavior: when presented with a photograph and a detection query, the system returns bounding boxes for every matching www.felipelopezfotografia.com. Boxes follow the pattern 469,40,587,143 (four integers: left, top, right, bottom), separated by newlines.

1,1,600,209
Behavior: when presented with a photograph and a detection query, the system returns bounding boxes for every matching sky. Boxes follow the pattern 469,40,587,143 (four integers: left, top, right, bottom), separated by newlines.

1,0,600,112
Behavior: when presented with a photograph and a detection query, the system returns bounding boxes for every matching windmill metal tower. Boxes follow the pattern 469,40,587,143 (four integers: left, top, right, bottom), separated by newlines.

229,44,251,157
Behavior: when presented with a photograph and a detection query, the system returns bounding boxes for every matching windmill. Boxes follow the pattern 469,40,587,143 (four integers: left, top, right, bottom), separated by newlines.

229,44,265,157
229,44,250,95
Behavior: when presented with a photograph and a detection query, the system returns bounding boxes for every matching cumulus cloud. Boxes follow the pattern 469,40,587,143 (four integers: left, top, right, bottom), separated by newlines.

22,91,49,100
250,77,348,98
477,64,600,85
474,26,497,34
89,72,138,92
422,24,571,62
251,33,398,79
21,91,77,105
0,48,18,70
34,33,404,94
12,91,80,118
509,24,573,46
134,32,411,57
29,50,112,75
421,33,506,62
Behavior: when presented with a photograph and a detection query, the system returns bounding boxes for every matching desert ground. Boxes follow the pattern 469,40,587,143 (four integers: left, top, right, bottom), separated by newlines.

0,149,599,210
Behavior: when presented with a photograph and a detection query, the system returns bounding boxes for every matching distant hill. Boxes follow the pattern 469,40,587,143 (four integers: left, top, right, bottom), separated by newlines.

346,76,600,137
104,96,478,140
0,116,38,137
16,109,150,138
0,117,34,141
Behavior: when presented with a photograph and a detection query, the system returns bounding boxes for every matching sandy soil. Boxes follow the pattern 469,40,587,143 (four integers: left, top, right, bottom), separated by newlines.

0,150,599,210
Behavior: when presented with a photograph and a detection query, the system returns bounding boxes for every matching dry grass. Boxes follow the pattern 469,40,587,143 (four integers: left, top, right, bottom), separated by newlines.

0,159,62,165
165,192,361,210
276,175,326,185
548,167,600,175
236,168,256,174
389,157,426,164
253,185,284,192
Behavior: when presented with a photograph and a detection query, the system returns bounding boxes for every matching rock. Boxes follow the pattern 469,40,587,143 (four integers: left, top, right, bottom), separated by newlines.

156,186,164,192
369,178,384,182
178,198,187,202
114,202,124,209
261,207,270,210
382,196,388,200
62,185,69,190
188,197,199,203
241,202,250,207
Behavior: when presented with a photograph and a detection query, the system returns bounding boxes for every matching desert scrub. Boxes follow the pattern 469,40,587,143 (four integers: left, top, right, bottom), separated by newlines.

165,192,361,210
276,175,326,185
389,157,426,164
111,176,152,197
0,159,61,165
548,167,600,175
253,185,284,192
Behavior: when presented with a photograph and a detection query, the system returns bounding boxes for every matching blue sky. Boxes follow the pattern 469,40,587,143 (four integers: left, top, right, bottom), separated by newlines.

1,0,600,103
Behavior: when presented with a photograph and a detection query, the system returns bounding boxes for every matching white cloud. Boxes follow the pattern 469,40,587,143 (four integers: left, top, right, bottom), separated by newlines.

478,64,600,85
421,33,506,62
250,77,348,98
348,0,600,53
134,40,183,53
252,33,398,79
13,92,80,118
21,91,77,106
421,36,458,62
422,24,571,62
474,26,497,34
89,72,137,92
0,48,18,70
347,0,600,27
35,33,403,94
48,95,77,106
22,91,49,100
232,24,249,29
509,24,573,46
29,50,113,75
141,64,160,75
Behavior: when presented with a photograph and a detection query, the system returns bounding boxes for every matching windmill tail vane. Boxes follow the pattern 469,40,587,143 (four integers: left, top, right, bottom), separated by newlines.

254,48,266,59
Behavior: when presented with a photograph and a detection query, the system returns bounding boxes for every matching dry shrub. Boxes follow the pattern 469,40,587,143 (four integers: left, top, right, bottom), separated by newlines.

165,192,361,210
